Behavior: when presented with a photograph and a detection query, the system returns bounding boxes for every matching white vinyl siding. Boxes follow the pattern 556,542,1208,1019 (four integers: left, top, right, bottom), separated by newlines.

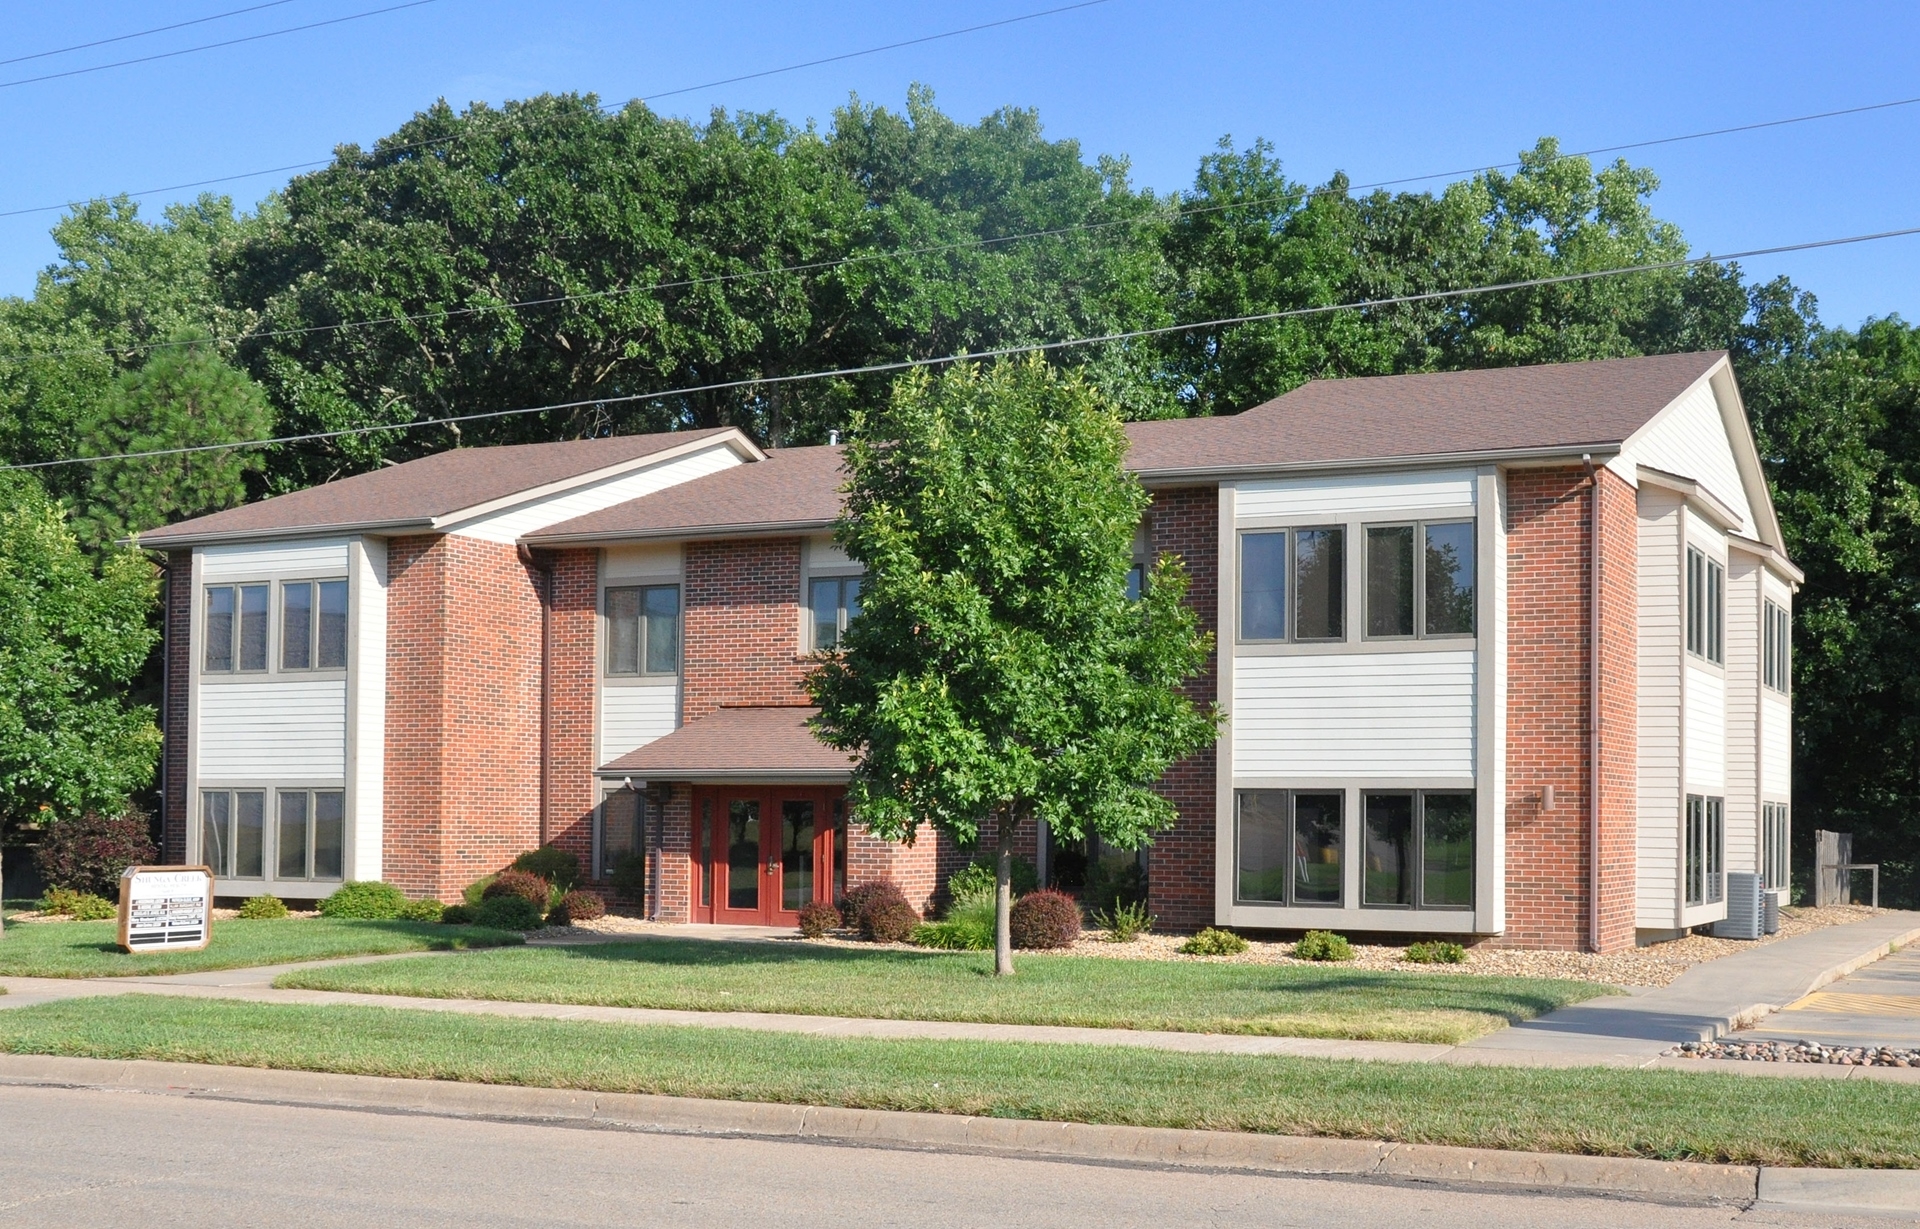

1233,651,1475,778
1236,469,1475,520
1622,378,1754,534
599,684,679,765
446,442,744,542
1762,698,1792,797
1636,490,1684,926
200,538,352,581
347,537,387,882
1722,557,1761,877
197,678,348,779
1685,666,1725,796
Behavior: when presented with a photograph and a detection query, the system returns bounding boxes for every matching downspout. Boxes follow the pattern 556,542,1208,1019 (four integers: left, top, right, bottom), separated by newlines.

1583,455,1603,954
519,544,554,848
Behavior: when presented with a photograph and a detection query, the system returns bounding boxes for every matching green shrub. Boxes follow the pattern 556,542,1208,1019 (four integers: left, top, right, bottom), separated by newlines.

797,899,840,938
512,845,581,893
35,807,157,897
317,881,408,920
397,898,445,923
550,890,606,925
1179,927,1248,956
609,851,648,902
1293,930,1354,962
945,856,1038,905
911,896,995,950
41,887,116,920
237,894,289,920
840,881,912,932
1405,940,1467,964
462,875,497,907
474,894,544,931
862,898,919,944
481,869,550,907
1090,897,1155,942
1009,888,1081,950
439,904,475,925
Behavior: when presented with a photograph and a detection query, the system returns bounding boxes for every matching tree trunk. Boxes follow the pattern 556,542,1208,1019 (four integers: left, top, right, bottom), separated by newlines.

994,808,1015,977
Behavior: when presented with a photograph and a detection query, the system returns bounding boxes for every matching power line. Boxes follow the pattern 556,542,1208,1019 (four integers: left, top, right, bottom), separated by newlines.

0,0,439,91
0,0,301,68
10,221,1919,475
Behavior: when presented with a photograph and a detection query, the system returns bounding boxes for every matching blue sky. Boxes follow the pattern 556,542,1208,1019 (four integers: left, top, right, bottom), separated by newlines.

2,0,1916,328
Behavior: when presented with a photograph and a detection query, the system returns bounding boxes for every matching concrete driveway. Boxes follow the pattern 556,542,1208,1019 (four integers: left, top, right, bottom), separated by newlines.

1738,943,1920,1050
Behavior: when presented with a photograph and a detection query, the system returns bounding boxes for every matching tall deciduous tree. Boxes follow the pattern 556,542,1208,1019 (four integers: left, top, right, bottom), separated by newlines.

808,358,1216,973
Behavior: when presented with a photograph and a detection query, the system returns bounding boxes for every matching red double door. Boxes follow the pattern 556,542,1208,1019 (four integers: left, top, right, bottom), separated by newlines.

691,786,845,926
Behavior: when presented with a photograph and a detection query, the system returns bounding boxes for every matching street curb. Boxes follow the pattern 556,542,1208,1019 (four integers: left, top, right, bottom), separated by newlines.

0,1052,1827,1208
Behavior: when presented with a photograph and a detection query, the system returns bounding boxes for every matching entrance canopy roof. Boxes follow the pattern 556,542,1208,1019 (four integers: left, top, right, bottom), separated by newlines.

597,705,854,783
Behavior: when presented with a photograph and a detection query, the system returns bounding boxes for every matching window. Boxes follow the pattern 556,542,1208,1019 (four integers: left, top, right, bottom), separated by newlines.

1763,600,1791,693
281,580,348,670
1240,527,1345,642
1362,790,1475,909
1365,520,1475,639
607,585,681,675
204,584,269,672
1763,802,1791,893
201,789,265,878
1125,562,1144,601
1685,794,1725,906
275,789,345,881
1235,789,1342,906
1686,548,1724,665
598,789,642,882
810,576,862,650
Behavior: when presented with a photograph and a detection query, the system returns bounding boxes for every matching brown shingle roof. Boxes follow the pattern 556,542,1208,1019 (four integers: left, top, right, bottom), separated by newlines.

598,705,853,780
527,444,848,543
137,428,737,546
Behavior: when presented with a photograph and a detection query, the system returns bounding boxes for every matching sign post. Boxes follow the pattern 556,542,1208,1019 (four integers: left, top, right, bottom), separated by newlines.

118,866,215,953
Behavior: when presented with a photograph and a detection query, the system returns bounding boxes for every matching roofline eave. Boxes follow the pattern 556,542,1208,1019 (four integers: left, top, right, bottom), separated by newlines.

130,517,438,551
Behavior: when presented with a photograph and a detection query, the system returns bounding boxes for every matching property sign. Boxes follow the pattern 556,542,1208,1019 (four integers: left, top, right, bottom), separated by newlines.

118,866,214,953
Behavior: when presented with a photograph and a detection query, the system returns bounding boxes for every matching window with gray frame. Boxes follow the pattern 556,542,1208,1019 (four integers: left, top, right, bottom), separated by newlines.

1365,521,1475,638
1360,790,1475,909
1685,794,1725,906
201,789,265,878
810,576,862,650
598,789,643,882
204,584,269,672
606,585,681,675
1763,801,1791,893
1686,548,1724,665
281,579,349,670
1235,789,1342,906
275,789,345,881
1239,527,1345,642
1763,600,1790,693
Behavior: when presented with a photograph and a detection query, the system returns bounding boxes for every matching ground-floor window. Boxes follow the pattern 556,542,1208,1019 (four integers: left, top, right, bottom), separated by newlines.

1235,789,1343,906
1685,794,1725,906
1361,790,1474,910
1762,801,1790,892
200,787,342,882
596,788,643,883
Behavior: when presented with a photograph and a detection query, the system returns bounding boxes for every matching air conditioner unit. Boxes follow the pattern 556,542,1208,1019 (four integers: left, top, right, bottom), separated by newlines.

1763,890,1781,935
1715,872,1765,940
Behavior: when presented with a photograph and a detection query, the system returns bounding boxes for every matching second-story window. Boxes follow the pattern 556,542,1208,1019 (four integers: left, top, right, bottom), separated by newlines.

810,576,862,650
1240,527,1345,642
1686,547,1724,665
1364,521,1475,639
281,580,349,670
1763,599,1790,692
607,585,681,676
205,583,269,673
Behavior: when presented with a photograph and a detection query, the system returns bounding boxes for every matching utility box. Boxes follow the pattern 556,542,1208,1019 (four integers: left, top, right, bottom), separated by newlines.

1715,872,1765,940
1763,891,1781,935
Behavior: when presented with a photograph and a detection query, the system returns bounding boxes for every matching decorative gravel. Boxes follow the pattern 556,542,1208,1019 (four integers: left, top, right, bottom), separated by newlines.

1668,1039,1920,1066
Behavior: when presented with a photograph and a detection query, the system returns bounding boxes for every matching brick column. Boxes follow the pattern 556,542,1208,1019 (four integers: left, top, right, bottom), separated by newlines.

1145,486,1220,932
543,548,600,873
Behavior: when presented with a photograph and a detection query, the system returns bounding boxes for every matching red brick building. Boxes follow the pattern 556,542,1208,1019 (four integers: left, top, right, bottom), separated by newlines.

141,353,1798,951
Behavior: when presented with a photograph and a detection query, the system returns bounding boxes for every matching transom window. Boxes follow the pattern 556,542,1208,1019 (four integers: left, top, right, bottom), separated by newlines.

607,585,681,676
1685,794,1725,907
1364,521,1475,638
1361,790,1475,909
1239,527,1345,642
281,579,349,670
810,576,862,651
1234,789,1343,906
1686,548,1724,665
201,787,342,882
204,584,269,672
1763,599,1791,693
1762,801,1791,893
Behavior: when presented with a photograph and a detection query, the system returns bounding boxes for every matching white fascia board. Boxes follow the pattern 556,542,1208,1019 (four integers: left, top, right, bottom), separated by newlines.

131,518,436,551
525,518,839,547
1727,533,1806,587
1620,356,1788,554
1635,466,1746,533
1133,444,1623,487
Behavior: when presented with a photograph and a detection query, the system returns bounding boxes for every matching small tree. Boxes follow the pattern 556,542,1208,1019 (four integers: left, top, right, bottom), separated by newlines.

809,358,1217,974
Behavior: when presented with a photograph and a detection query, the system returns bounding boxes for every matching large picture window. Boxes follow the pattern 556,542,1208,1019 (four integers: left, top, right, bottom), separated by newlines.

1239,527,1345,642
1686,548,1724,665
1365,520,1475,639
201,789,265,878
204,584,269,673
809,576,862,650
1685,794,1725,906
598,789,643,882
1763,801,1791,893
281,579,349,671
275,789,345,881
200,787,341,882
1361,790,1474,909
1235,789,1342,906
1763,600,1791,693
607,585,681,676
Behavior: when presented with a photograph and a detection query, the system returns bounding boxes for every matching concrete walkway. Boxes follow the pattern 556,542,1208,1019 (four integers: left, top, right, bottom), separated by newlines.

1740,941,1920,1050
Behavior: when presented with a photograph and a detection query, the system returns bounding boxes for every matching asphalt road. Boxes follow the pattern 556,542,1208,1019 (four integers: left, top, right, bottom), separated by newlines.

0,1084,1888,1228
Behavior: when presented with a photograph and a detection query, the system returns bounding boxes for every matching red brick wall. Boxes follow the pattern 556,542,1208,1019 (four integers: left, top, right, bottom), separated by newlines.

682,538,811,722
383,535,544,901
160,551,192,864
1500,465,1638,951
541,548,600,875
1145,487,1220,931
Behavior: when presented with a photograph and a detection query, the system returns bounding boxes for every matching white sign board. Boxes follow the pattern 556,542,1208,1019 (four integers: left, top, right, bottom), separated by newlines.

118,866,214,953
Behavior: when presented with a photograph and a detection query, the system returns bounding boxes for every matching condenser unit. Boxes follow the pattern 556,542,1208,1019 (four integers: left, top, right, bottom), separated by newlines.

1714,872,1765,940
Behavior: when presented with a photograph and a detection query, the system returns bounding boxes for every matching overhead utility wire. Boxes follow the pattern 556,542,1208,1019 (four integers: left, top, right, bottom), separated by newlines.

0,0,1110,218
8,221,1919,475
0,0,438,91
0,0,301,68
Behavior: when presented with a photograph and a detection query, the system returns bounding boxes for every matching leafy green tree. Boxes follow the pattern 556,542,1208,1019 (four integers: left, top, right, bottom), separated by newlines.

808,359,1217,973
0,474,162,919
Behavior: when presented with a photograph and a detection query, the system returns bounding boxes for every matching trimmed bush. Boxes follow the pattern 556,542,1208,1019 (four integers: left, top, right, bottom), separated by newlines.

35,807,157,897
1009,888,1081,950
237,894,289,920
317,881,408,920
1293,930,1354,962
944,856,1038,906
439,903,475,925
41,887,116,920
839,880,910,931
512,846,581,893
797,899,840,938
550,889,606,925
911,896,995,950
397,898,445,923
862,898,919,944
1180,927,1248,956
481,869,550,907
474,894,544,931
1405,940,1467,964
609,851,648,903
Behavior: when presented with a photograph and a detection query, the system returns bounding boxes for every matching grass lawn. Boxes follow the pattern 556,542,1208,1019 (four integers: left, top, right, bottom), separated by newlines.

277,935,1612,1044
0,917,522,979
2,994,1915,1168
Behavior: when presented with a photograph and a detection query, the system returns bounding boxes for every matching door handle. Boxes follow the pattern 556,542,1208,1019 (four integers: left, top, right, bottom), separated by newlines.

767,858,778,875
